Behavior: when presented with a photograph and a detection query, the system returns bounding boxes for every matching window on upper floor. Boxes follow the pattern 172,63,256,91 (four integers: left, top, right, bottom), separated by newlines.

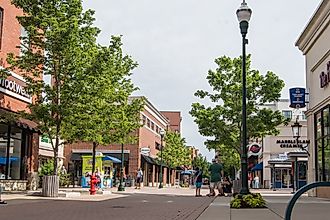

302,111,307,120
147,119,150,128
151,122,154,130
142,115,146,125
282,110,292,120
0,8,4,50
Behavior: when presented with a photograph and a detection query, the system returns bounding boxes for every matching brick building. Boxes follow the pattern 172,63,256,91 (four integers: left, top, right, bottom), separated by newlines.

65,97,181,187
0,0,40,191
160,111,181,133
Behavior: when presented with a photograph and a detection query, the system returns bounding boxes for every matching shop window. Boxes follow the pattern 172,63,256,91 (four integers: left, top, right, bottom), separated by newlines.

325,138,330,181
0,124,24,180
282,110,292,120
0,8,3,50
323,108,330,136
315,106,330,181
316,112,322,139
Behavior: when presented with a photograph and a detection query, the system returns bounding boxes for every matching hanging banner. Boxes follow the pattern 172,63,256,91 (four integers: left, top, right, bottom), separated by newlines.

289,87,306,108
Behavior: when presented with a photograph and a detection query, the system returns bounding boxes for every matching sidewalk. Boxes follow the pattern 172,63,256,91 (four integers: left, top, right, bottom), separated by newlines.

197,193,330,220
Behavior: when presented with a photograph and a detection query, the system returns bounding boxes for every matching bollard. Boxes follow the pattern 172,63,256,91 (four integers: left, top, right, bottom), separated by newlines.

0,184,7,205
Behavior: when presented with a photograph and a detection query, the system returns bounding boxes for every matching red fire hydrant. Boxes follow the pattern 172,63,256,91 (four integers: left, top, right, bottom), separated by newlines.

89,174,98,195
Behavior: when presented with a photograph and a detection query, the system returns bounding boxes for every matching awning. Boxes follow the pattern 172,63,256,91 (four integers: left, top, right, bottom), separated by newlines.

16,118,40,132
102,155,121,163
0,157,18,165
251,162,263,171
0,109,40,133
141,154,158,165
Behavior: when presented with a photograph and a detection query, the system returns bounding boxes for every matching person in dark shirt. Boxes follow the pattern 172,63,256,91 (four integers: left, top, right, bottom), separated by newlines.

194,167,203,197
207,158,224,196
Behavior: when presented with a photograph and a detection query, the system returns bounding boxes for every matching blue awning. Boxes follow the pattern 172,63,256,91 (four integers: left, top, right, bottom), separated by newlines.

102,156,121,163
251,162,263,171
0,157,19,165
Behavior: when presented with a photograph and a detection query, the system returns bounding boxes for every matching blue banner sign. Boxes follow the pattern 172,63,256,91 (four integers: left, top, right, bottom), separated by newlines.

289,87,306,108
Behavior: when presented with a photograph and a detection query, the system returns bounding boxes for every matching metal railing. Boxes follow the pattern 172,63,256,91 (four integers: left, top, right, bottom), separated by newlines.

285,181,330,220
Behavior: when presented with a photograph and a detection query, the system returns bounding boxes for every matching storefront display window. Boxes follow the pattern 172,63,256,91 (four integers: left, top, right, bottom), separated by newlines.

0,123,26,180
315,105,330,181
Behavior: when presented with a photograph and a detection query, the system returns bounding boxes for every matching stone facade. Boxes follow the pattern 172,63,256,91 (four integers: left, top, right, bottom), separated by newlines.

296,0,330,197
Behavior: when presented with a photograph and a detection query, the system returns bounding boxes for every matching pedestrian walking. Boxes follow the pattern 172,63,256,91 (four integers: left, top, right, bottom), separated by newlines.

254,175,260,189
135,168,143,189
194,167,203,197
207,158,224,197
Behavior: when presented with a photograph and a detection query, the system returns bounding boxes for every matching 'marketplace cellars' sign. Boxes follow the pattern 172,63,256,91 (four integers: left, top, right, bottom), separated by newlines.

276,139,310,148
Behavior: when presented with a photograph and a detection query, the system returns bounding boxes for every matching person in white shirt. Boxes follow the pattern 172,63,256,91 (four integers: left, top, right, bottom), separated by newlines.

135,168,143,189
254,175,260,189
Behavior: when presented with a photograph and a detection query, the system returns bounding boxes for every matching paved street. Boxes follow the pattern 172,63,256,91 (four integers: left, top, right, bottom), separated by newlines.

0,190,214,220
1,188,330,220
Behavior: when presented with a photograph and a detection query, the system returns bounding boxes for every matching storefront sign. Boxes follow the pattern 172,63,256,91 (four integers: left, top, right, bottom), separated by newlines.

140,147,150,156
248,143,262,157
0,70,32,103
276,139,310,148
320,61,330,88
289,87,306,108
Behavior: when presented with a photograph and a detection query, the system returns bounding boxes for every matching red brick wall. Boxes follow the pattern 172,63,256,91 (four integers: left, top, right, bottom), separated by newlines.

0,0,29,112
160,111,181,133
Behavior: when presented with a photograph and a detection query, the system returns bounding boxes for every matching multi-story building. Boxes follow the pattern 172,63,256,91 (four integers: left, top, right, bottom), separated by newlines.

160,111,181,133
0,0,40,191
296,0,330,198
252,100,308,189
64,96,181,187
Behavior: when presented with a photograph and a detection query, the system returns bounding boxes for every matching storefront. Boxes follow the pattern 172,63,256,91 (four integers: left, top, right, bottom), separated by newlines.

69,150,127,187
0,116,39,190
296,0,330,197
267,152,308,189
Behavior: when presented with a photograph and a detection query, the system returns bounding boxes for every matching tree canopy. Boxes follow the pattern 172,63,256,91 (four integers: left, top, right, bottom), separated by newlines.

6,0,100,174
61,37,144,147
190,55,287,168
157,131,192,168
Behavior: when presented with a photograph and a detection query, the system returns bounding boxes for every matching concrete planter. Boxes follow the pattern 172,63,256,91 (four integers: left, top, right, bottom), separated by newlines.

42,175,59,197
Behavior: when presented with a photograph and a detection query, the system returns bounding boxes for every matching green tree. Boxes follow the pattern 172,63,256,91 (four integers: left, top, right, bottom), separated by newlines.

190,55,287,167
62,38,144,173
192,154,210,178
5,0,99,174
157,131,192,168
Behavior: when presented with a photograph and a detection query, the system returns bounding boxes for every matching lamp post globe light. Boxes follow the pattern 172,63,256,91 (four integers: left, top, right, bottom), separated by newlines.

291,118,302,193
158,129,165,189
236,0,252,195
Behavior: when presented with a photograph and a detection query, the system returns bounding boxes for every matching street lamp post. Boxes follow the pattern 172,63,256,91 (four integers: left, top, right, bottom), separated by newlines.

118,143,125,191
236,0,252,195
291,118,302,193
158,129,165,189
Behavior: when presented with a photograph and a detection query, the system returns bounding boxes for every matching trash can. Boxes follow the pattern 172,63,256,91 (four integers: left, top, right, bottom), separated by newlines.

233,180,241,194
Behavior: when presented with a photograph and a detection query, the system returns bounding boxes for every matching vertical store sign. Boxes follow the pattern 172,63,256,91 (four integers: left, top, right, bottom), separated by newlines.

289,88,306,108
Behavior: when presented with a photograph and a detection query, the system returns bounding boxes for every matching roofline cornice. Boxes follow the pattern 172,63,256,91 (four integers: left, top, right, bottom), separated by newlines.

296,0,330,54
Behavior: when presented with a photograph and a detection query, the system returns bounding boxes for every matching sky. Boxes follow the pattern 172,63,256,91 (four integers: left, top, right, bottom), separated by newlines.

82,0,321,161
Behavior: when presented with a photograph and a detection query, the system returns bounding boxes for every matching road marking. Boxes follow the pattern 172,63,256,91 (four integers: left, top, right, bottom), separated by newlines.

142,200,148,203
167,200,173,203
